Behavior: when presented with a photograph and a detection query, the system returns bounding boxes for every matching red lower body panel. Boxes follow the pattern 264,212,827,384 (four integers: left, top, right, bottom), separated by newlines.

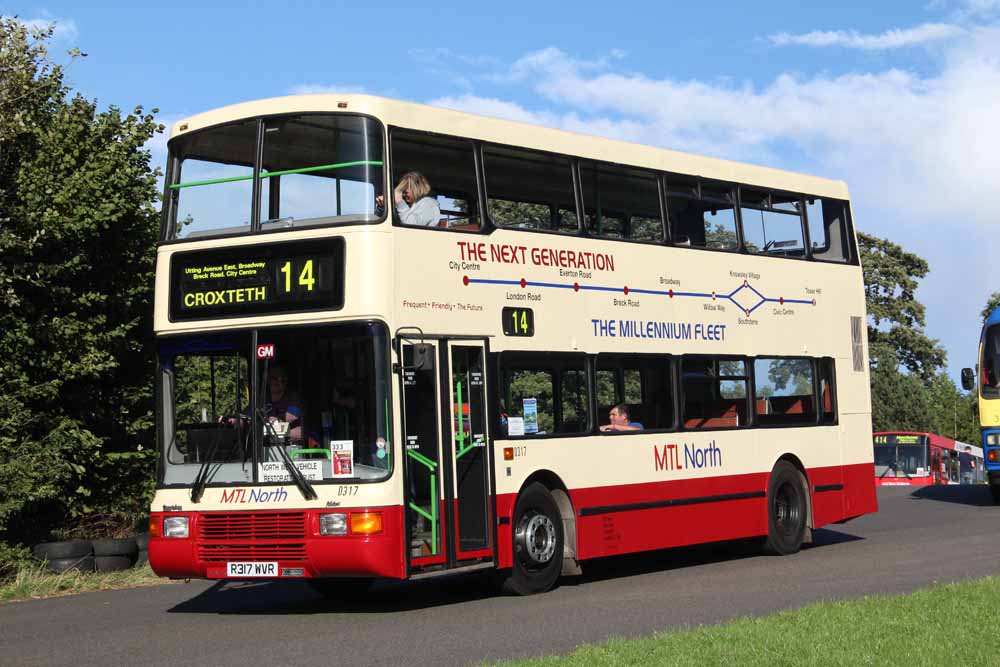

149,505,405,580
496,462,877,567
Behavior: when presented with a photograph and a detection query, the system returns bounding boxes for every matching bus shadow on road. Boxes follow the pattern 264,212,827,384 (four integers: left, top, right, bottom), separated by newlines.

167,570,504,615
564,530,863,588
167,532,865,614
909,484,995,507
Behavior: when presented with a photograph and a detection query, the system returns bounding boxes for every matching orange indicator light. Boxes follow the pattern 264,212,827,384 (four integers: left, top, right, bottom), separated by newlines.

503,447,514,461
350,512,383,535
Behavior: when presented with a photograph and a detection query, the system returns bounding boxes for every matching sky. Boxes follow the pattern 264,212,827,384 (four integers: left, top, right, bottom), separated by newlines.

9,0,1000,381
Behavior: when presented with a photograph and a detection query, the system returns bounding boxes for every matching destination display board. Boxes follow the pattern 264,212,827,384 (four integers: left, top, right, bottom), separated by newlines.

873,433,928,446
169,238,344,321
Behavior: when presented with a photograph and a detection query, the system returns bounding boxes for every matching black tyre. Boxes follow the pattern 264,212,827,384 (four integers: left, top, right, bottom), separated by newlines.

91,538,138,558
32,539,92,561
307,578,374,597
135,533,150,551
990,484,1000,504
95,555,133,572
763,461,809,556
46,555,95,574
502,482,563,595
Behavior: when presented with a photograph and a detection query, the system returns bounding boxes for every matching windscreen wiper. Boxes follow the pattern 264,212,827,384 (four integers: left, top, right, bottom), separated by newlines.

191,426,228,503
258,407,317,501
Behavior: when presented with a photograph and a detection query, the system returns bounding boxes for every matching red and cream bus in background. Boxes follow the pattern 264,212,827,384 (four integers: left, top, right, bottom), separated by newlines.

873,432,984,486
148,95,878,595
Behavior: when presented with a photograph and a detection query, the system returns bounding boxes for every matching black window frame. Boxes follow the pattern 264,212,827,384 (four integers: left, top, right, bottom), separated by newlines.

594,353,676,434
162,113,388,244
497,351,591,439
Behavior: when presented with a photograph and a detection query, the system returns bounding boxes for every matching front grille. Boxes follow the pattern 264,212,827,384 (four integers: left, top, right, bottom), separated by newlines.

199,512,307,540
197,543,307,562
197,512,308,563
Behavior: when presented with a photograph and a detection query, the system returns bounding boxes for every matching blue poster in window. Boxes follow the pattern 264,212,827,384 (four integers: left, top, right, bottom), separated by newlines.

523,398,538,434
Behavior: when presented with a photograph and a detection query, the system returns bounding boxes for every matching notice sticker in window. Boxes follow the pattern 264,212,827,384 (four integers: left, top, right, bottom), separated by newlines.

508,417,524,437
523,398,538,434
329,440,354,478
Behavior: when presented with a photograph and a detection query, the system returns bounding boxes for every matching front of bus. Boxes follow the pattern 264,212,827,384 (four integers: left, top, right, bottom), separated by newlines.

974,307,1000,502
148,97,406,581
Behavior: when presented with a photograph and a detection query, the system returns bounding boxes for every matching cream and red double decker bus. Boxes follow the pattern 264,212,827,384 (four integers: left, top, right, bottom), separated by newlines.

148,94,877,595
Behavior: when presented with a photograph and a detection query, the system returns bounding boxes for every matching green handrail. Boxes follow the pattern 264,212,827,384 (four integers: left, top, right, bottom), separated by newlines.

406,448,439,556
290,448,330,459
169,159,384,189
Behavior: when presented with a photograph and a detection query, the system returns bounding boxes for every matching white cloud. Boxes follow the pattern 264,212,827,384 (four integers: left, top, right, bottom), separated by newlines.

20,17,79,42
767,22,964,50
420,37,1000,371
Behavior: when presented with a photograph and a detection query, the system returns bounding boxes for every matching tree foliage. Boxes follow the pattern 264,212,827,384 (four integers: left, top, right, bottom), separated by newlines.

0,17,163,548
859,232,945,380
981,291,1000,323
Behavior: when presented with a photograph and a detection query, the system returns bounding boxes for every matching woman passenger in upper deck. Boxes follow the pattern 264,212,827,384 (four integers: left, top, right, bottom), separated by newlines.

387,171,441,227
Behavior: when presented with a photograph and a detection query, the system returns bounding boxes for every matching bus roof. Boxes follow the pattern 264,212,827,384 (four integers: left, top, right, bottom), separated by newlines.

985,306,1000,329
168,94,851,201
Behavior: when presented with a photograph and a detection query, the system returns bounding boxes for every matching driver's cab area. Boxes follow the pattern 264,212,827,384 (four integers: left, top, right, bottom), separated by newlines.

159,322,392,488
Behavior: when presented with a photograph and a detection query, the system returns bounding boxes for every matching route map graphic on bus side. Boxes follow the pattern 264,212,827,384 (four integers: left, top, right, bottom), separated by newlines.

462,275,816,318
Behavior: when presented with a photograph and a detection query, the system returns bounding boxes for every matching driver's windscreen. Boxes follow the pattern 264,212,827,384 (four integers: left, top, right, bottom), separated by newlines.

160,322,392,486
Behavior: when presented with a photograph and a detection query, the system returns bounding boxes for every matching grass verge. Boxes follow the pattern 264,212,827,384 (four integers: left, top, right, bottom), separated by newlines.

497,576,1000,666
0,562,174,604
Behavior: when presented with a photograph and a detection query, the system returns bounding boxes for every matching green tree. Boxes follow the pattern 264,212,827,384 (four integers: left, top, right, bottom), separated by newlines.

0,17,163,554
859,232,945,381
981,291,1000,323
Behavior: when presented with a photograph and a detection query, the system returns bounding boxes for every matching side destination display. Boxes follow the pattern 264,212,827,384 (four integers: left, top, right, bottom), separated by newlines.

169,238,344,321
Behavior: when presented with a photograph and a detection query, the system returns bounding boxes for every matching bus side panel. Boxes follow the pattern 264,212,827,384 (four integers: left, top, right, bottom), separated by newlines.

570,472,768,561
809,463,845,527
842,461,878,519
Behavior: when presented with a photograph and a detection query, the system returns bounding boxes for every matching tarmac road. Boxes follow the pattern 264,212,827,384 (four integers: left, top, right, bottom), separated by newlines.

2,485,996,666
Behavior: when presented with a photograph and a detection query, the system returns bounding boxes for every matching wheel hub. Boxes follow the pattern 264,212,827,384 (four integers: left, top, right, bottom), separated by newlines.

516,512,557,565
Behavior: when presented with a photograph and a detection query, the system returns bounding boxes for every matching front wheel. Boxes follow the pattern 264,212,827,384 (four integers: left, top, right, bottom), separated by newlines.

763,461,809,555
501,483,563,595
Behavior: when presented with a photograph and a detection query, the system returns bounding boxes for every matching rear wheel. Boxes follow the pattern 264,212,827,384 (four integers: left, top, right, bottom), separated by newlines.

990,484,1000,505
502,483,563,595
763,461,809,555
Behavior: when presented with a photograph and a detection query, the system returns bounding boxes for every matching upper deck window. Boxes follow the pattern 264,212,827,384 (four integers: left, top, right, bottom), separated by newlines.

805,197,851,263
484,145,577,233
579,162,663,242
666,176,739,250
740,189,806,257
166,114,384,240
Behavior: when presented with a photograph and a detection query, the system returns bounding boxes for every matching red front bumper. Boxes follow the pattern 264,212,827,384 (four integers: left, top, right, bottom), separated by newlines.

148,505,405,580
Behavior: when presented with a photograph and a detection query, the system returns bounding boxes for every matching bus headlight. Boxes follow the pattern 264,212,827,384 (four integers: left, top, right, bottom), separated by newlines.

987,433,999,446
319,513,348,536
163,516,189,538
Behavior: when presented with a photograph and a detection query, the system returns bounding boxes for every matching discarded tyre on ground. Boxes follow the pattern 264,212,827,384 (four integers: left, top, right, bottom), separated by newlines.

91,538,138,572
32,540,95,573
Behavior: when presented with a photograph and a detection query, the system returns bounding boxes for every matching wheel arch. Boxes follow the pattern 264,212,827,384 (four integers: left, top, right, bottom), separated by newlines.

517,469,581,576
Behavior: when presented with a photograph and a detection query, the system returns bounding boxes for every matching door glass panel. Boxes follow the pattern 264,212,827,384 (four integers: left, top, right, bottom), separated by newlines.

402,344,441,559
451,345,490,553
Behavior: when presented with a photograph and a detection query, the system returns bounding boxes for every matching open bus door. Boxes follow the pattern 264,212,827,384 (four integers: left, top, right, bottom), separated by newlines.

398,337,493,575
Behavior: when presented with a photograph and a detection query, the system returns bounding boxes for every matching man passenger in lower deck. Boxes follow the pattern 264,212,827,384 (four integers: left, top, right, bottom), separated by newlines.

600,403,644,432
